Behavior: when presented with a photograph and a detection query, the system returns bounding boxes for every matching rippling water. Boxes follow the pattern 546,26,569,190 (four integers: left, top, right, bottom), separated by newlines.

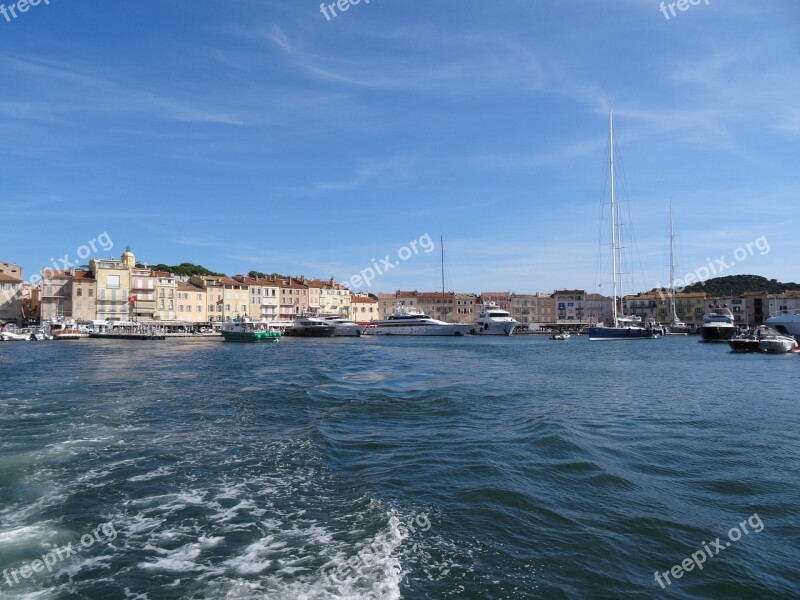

0,336,798,599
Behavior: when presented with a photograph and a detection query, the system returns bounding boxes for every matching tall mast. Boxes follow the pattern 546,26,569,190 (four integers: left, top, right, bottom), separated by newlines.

669,203,677,323
440,235,445,296
610,110,619,328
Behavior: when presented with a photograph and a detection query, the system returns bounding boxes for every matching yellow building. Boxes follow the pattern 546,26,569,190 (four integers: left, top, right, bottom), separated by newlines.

89,258,131,321
350,295,380,323
71,271,96,323
176,282,207,324
0,270,23,325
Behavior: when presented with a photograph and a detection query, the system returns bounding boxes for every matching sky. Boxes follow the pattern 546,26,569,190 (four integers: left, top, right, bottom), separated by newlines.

1,0,799,296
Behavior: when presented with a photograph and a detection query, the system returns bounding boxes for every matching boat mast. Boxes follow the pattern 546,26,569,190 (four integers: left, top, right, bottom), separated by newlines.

669,203,677,324
440,235,445,296
610,110,619,328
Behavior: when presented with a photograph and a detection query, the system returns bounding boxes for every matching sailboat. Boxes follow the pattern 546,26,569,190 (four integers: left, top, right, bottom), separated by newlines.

589,111,658,341
666,204,690,335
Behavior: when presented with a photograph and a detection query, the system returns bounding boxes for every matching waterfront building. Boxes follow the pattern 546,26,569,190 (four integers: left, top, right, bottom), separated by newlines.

153,271,178,321
480,291,510,311
129,267,157,321
217,277,249,319
350,295,380,324
0,266,23,325
90,257,131,321
235,276,280,321
454,293,478,323
554,290,586,323
71,270,97,323
175,282,207,324
624,291,709,325
40,270,73,321
310,278,351,316
190,275,226,323
377,293,399,319
584,293,614,325
417,292,455,322
277,278,308,320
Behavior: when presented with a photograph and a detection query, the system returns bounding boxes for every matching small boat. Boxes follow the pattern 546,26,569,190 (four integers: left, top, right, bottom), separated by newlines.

48,319,84,340
284,316,335,338
475,302,518,336
221,317,282,343
319,315,365,337
549,333,571,341
0,325,29,341
29,327,52,341
728,331,761,353
665,204,690,336
371,307,473,336
758,329,799,354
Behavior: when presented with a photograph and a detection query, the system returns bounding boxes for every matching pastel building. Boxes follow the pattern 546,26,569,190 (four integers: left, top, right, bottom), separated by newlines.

40,270,73,321
277,279,309,319
236,277,280,321
154,271,178,321
350,295,380,324
176,282,207,323
71,271,97,323
189,276,226,323
0,262,23,325
90,258,131,321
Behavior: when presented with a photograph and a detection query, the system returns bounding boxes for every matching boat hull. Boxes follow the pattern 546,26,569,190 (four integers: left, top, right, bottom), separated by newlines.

373,324,472,336
759,338,798,353
221,331,281,343
729,339,760,353
764,314,800,339
700,325,736,342
588,326,657,341
475,321,515,336
284,327,335,338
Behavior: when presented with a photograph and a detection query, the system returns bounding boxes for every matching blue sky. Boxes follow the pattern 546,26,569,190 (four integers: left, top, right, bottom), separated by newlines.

1,0,798,295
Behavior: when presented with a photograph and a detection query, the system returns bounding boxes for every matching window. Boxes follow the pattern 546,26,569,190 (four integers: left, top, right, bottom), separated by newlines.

187,306,192,312
77,288,83,297
89,289,94,297
107,275,120,289
197,305,202,312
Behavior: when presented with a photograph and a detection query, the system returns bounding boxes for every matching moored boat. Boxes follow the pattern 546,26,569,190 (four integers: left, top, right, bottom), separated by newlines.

728,331,761,353
764,311,800,340
0,325,29,341
758,329,798,354
372,307,472,336
588,111,658,342
699,304,736,342
221,317,282,343
319,315,365,337
284,316,335,338
475,302,518,336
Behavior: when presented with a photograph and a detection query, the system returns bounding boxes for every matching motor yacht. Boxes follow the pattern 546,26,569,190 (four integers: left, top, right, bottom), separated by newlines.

758,329,799,354
372,307,472,336
475,302,518,336
699,304,737,342
0,325,29,341
319,315,366,337
284,316,335,337
764,311,800,340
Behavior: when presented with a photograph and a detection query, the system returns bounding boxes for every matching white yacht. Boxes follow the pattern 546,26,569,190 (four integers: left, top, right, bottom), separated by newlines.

319,315,366,337
699,304,737,342
758,329,798,354
475,302,518,336
764,311,800,340
0,325,29,341
372,307,473,336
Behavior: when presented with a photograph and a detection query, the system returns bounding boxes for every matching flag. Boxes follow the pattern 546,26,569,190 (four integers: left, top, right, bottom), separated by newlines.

128,295,137,302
